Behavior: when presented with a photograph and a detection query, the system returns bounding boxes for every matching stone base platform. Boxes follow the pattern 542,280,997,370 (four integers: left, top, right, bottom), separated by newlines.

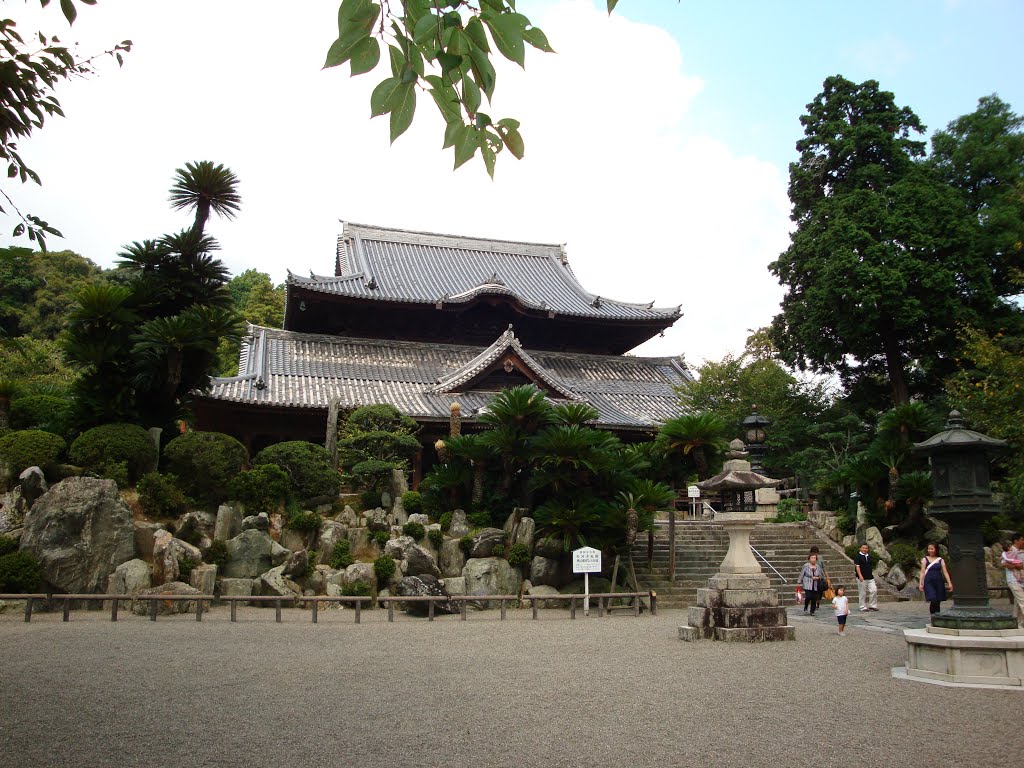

900,625,1024,688
679,574,795,643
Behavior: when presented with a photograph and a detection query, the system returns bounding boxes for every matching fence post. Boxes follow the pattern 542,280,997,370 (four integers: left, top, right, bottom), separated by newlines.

633,594,640,617
24,597,33,623
149,598,158,622
312,598,319,624
428,598,435,621
597,597,604,618
230,599,237,623
110,597,119,622
650,591,658,616
500,598,507,621
461,598,467,621
275,599,282,623
531,597,538,620
355,599,361,624
570,597,577,620
63,597,71,622
196,598,204,622
387,600,395,622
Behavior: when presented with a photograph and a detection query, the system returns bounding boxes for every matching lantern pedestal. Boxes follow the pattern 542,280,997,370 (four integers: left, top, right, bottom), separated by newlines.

679,510,795,642
898,625,1024,688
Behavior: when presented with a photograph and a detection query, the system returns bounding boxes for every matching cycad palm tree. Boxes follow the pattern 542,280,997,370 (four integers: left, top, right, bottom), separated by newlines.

658,412,730,480
445,433,495,507
169,161,241,236
551,401,599,427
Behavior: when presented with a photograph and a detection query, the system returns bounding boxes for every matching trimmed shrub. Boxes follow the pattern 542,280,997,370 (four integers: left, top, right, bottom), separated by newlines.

439,511,453,532
229,464,289,515
401,491,422,513
492,543,505,558
341,580,372,597
330,539,354,570
374,554,396,583
887,541,923,568
427,528,443,548
459,535,474,555
69,423,156,484
177,556,197,583
507,542,531,567
10,395,72,436
285,509,322,533
253,441,340,500
361,489,380,510
136,472,188,518
0,429,66,479
205,539,229,570
835,510,856,536
350,458,400,491
164,431,248,507
402,521,425,541
468,509,491,528
0,534,19,557
0,550,44,592
372,530,390,548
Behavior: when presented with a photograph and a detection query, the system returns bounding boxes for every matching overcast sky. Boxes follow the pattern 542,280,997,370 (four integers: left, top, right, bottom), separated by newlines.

4,0,1022,365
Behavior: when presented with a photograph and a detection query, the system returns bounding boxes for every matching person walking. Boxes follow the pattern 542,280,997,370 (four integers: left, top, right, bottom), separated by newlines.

831,585,850,635
799,552,825,615
918,542,953,615
1001,532,1024,627
854,543,878,612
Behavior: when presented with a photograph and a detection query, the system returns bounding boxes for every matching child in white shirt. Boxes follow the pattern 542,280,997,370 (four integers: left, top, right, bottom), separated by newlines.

1002,544,1022,584
831,585,850,635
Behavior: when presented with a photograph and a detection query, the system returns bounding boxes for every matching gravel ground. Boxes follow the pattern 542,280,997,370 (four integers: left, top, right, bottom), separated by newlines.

0,600,1014,768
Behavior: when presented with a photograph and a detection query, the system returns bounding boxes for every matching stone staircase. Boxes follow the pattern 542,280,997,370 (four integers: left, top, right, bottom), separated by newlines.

628,520,904,609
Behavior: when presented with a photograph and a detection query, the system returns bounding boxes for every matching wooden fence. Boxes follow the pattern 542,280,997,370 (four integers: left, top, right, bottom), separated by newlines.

0,591,657,624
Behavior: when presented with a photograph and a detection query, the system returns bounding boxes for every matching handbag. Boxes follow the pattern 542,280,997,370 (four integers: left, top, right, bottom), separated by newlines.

822,577,835,601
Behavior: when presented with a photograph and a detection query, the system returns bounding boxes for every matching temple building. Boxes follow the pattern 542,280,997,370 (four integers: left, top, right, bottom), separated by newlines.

193,222,693,478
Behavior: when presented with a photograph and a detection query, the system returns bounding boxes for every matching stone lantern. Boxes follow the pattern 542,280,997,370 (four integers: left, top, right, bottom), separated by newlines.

912,410,1010,630
741,406,771,473
898,410,1023,688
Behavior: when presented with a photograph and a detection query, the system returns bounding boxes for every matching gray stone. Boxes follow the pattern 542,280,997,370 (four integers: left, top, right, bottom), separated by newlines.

283,549,309,579
152,529,202,586
842,535,856,548
527,584,562,609
343,562,377,591
407,513,429,526
21,477,135,594
447,509,470,539
864,526,891,562
256,566,302,598
190,563,217,594
503,508,526,539
334,506,359,528
304,565,336,595
533,536,564,559
886,563,908,590
280,528,315,553
317,521,349,566
384,535,414,560
242,512,270,532
18,466,47,508
389,468,408,500
224,529,281,579
468,527,505,558
395,575,459,615
366,508,390,532
218,578,253,598
441,576,466,595
0,486,24,533
529,555,570,587
404,543,440,578
514,517,535,552
131,581,200,615
107,558,151,595
463,557,522,603
133,521,163,561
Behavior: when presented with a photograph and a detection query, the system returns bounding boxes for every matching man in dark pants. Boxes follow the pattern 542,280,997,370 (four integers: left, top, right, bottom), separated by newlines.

855,543,878,611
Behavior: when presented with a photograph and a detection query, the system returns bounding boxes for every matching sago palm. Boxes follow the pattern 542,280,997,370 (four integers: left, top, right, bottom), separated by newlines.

169,160,242,236
658,412,730,480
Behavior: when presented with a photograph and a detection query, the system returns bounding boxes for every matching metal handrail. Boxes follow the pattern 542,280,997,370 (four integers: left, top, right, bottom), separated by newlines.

749,546,788,583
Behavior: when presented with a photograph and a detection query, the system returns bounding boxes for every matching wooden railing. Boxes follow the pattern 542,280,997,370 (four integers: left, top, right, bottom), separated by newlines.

0,591,657,624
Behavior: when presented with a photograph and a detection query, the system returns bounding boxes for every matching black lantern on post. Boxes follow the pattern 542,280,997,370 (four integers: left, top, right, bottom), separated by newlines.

741,406,770,474
912,410,1012,630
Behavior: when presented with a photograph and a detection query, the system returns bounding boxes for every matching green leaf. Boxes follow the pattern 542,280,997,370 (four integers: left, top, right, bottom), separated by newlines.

60,0,77,24
461,73,481,114
370,77,403,117
324,30,371,68
482,144,496,179
338,0,374,24
453,125,479,169
523,27,554,53
607,0,619,13
498,125,524,159
496,117,520,131
443,11,462,28
484,13,527,67
429,83,462,123
468,48,496,100
389,83,417,143
350,37,380,76
465,17,490,52
442,118,463,149
413,13,439,46
437,52,462,75
475,112,491,128
388,44,405,77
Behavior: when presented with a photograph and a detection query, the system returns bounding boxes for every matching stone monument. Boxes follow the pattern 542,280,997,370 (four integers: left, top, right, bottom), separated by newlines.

679,440,795,642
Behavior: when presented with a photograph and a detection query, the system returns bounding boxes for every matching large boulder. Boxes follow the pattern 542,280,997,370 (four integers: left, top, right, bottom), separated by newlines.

404,543,440,579
241,512,270,532
527,584,562,609
513,517,535,553
21,477,135,594
152,529,203,585
886,564,908,590
529,555,570,588
395,575,459,615
447,509,470,539
348,526,380,560
463,557,522,605
342,562,377,591
468,528,505,558
256,565,302,598
407,513,430,526
107,558,151,595
384,535,415,560
224,529,290,578
131,581,200,615
317,521,348,566
214,504,242,541
533,536,564,559
190,563,217,594
864,527,891,563
218,578,253,598
439,539,465,578
0,486,24,533
334,505,360,528
283,549,309,580
441,576,466,596
133,521,163,561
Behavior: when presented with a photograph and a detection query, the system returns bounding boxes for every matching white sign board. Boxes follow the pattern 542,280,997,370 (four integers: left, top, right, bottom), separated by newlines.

572,546,602,574
687,485,701,498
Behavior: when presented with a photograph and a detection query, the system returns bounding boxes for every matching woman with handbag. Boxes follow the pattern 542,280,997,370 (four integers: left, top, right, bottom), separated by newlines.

799,553,826,615
810,546,834,601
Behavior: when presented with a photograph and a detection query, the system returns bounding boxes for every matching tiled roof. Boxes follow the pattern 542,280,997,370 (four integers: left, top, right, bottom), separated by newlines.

285,222,682,323
204,325,692,431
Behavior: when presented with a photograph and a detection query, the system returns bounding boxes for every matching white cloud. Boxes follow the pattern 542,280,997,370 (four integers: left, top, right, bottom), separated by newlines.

3,0,791,367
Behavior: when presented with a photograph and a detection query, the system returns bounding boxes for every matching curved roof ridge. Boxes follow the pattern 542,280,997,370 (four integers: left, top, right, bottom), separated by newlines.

341,220,564,259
